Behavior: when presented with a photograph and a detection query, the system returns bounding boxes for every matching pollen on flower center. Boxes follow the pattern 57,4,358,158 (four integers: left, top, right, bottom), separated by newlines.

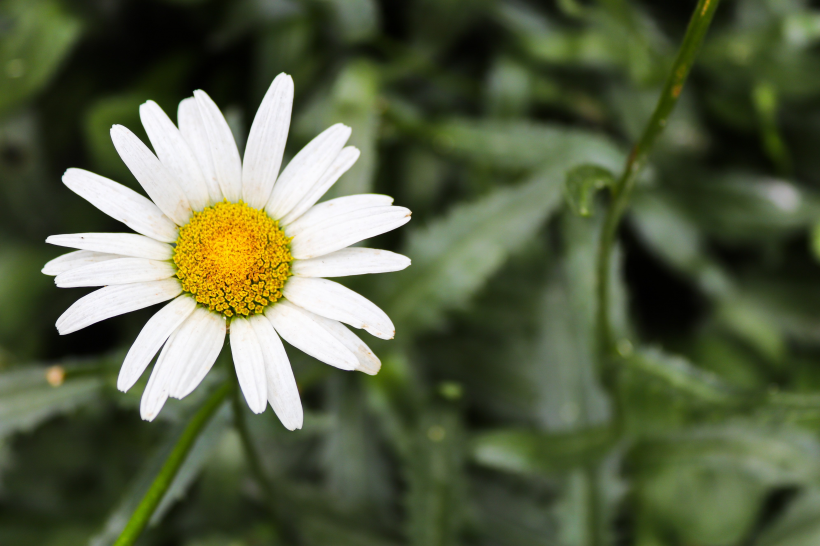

174,200,292,318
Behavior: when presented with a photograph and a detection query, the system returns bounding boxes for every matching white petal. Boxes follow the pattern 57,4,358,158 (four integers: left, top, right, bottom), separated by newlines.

46,233,173,260
279,147,360,226
265,124,351,220
56,279,182,335
42,250,120,276
110,125,192,226
285,195,394,239
62,168,178,243
178,97,223,204
289,206,412,260
140,100,210,212
171,309,226,399
163,307,226,399
249,314,302,430
140,340,174,421
283,277,394,339
292,248,410,278
193,90,242,202
118,295,197,392
55,258,176,288
242,73,294,208
229,317,268,414
308,313,381,375
265,300,358,370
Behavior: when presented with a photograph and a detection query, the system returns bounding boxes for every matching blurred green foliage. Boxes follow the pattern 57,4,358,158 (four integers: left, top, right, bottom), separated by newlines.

5,0,820,545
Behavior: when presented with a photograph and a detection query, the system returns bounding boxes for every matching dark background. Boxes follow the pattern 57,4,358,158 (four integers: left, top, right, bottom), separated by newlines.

3,0,820,545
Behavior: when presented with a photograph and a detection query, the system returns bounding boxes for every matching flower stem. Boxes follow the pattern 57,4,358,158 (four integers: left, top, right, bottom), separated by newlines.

231,379,278,516
595,0,721,375
590,3,721,545
113,381,232,546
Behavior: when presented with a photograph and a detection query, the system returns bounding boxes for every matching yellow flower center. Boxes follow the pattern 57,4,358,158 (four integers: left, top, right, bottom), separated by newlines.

174,201,292,318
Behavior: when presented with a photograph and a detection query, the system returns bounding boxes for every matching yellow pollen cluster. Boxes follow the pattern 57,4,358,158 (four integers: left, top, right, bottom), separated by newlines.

174,200,292,318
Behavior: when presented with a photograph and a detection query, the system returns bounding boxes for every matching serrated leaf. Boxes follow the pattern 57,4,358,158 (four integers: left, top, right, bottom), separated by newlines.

471,426,616,476
0,0,82,116
429,119,623,172
625,347,750,407
632,424,820,485
0,366,103,438
383,169,566,335
665,173,820,242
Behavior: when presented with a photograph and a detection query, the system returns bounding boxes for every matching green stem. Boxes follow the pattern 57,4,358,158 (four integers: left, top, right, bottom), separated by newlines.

231,380,278,516
595,0,721,371
113,381,231,546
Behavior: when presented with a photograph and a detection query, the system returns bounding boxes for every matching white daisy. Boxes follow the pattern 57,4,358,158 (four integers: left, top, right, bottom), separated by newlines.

43,73,411,429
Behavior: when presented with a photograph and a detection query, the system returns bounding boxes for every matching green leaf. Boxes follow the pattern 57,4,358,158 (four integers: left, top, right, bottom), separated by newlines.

295,60,380,197
429,119,624,172
0,0,82,116
471,426,616,476
633,424,820,485
564,164,615,216
0,366,103,438
633,424,820,546
625,347,748,407
383,169,568,335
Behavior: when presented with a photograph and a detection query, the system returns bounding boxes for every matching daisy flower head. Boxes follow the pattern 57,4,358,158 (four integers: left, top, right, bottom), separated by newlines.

43,74,411,429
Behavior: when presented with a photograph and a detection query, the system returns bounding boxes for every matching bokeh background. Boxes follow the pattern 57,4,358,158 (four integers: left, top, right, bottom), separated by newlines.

4,0,820,544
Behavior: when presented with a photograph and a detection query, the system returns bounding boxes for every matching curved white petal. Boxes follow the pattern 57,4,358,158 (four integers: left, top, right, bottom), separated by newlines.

56,278,182,335
118,295,197,392
289,206,412,260
43,250,120,276
171,308,226,399
285,194,394,239
249,314,302,430
279,147,360,226
292,248,410,278
265,300,358,370
283,277,394,339
140,339,174,421
55,258,176,288
178,97,223,203
46,233,173,261
110,125,192,225
140,100,210,211
308,313,381,375
242,73,294,208
265,124,351,220
62,168,178,243
192,90,242,202
229,317,268,414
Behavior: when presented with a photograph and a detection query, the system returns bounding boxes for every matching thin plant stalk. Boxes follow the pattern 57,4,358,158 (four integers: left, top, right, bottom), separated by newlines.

113,381,232,546
595,0,721,374
589,2,721,545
